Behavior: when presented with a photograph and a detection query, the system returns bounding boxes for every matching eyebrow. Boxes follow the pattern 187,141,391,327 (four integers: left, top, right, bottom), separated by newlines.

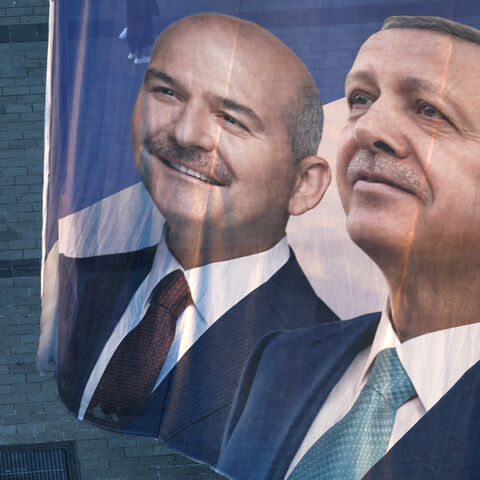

346,70,447,98
211,95,264,131
143,68,176,87
344,70,376,90
398,76,441,95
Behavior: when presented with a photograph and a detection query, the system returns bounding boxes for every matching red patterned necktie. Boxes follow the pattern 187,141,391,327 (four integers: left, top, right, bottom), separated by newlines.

84,269,191,430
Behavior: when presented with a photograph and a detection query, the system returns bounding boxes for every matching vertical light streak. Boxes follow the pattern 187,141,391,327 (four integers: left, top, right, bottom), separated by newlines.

65,0,90,208
392,36,454,315
192,18,241,266
41,0,55,296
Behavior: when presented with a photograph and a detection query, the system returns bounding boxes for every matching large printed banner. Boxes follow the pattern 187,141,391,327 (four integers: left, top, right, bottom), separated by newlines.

40,0,480,477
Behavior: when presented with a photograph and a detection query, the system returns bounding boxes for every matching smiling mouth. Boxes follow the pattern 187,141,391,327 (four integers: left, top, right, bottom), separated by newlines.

161,158,223,186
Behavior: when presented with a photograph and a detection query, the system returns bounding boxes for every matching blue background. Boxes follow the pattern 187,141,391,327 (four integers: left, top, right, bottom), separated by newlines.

46,0,480,253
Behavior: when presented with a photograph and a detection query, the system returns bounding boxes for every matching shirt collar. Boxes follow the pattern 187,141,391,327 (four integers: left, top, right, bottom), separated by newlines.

360,298,480,412
144,225,290,326
143,224,183,303
358,299,402,394
399,321,480,411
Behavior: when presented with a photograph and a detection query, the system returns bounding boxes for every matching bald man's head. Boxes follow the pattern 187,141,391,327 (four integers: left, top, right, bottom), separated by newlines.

131,13,330,265
151,14,323,163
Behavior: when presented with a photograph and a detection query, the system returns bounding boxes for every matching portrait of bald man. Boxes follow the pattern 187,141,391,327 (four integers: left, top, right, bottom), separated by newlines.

219,15,480,479
55,13,338,466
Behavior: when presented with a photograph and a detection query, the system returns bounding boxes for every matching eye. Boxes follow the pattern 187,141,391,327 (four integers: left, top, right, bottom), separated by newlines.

222,113,248,131
152,86,176,97
417,101,446,120
223,114,238,125
349,91,373,107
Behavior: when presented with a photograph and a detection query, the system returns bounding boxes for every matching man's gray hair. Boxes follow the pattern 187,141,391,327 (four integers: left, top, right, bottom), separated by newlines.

285,83,323,164
383,15,480,47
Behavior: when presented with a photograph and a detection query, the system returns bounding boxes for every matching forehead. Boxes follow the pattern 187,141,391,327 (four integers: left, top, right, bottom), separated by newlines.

347,29,480,107
148,22,298,124
151,22,246,85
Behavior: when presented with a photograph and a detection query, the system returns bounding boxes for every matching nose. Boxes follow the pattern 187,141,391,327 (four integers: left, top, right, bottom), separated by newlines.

354,97,409,158
169,101,218,152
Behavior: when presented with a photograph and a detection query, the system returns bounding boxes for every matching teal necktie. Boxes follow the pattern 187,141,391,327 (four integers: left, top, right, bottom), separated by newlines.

288,348,416,480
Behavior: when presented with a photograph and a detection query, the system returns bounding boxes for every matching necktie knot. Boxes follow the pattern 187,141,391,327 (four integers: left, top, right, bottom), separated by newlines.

365,348,415,408
151,269,192,318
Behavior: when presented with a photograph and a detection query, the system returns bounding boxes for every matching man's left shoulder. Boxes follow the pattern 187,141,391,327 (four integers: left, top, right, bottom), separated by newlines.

259,248,339,327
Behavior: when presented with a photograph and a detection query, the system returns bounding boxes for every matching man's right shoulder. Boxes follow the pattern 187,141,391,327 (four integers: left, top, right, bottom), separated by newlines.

231,312,381,416
256,312,380,367
59,244,157,274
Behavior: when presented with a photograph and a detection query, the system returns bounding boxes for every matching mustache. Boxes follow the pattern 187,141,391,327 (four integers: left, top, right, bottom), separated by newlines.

346,149,432,202
145,138,235,186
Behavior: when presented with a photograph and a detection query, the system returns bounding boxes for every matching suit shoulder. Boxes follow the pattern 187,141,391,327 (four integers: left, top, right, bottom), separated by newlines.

263,248,340,326
229,313,381,424
260,312,380,360
59,244,157,273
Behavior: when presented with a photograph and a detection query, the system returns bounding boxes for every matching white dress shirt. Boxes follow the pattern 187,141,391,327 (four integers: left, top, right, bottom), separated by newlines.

78,227,290,420
286,302,480,478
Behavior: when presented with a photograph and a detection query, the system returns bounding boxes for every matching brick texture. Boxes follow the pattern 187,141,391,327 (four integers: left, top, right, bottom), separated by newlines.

0,1,226,478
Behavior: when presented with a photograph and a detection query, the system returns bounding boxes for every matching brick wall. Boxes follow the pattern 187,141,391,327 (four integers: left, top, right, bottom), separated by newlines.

0,0,226,478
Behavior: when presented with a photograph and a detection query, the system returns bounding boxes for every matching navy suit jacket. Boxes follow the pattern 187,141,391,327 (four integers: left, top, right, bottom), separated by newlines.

56,245,338,466
218,314,480,480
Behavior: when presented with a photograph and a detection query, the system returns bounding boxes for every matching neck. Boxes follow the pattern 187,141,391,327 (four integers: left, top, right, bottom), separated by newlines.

384,251,480,342
165,222,284,270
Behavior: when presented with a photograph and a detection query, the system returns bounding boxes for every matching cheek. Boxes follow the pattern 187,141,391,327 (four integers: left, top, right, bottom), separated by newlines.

256,156,296,196
131,94,171,145
336,131,357,210
227,142,275,183
430,178,480,238
131,100,148,155
133,148,154,195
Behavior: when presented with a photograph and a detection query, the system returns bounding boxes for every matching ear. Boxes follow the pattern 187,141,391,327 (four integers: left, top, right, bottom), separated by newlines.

288,155,331,216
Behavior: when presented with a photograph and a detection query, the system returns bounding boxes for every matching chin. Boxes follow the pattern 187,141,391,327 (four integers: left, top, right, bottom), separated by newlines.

161,204,226,234
346,215,411,264
149,188,215,222
162,209,213,229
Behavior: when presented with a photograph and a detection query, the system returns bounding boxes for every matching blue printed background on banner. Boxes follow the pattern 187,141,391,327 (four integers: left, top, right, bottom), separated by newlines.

46,0,480,254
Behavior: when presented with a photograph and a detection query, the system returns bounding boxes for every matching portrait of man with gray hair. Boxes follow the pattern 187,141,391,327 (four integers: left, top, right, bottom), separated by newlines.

219,15,480,479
